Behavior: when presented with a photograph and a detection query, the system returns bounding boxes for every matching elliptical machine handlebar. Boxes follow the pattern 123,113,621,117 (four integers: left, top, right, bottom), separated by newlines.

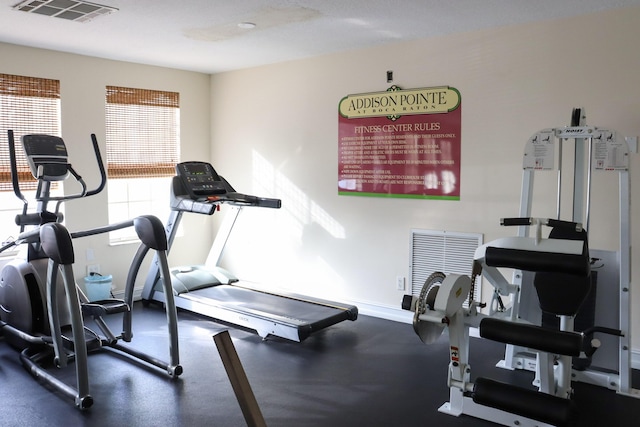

7,130,108,226
8,129,27,205
85,133,107,197
15,211,63,227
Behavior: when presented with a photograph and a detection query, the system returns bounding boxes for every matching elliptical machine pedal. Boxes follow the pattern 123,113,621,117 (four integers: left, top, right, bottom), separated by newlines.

81,299,130,317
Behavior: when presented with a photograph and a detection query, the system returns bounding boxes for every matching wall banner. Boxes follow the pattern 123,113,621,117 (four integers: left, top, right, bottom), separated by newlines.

338,85,461,200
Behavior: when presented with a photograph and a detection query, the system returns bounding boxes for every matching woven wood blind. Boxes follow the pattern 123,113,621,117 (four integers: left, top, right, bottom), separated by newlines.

0,73,61,191
105,86,179,179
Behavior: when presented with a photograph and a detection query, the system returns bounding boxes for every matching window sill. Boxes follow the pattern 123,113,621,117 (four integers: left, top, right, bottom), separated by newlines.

0,249,21,259
109,238,141,247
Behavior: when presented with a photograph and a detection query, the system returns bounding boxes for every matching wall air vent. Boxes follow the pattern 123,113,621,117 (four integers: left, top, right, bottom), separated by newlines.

409,229,483,307
14,0,117,23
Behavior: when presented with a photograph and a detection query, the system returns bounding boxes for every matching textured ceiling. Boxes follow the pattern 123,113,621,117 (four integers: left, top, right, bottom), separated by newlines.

1,0,639,74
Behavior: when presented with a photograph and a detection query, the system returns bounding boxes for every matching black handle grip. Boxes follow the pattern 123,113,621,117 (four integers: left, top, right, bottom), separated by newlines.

500,217,532,226
255,197,281,209
546,219,582,231
15,211,63,226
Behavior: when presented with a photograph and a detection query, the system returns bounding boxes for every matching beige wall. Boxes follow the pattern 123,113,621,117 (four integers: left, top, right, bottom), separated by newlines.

0,42,212,289
210,6,640,352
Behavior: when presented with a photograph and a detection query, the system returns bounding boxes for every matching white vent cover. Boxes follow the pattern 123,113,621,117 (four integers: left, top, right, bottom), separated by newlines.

14,0,117,23
409,229,482,303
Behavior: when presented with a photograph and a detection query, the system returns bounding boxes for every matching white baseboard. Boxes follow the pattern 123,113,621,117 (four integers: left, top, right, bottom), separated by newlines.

356,300,414,324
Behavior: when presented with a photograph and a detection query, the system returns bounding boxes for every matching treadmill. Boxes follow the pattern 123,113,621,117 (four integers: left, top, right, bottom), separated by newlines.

141,161,358,342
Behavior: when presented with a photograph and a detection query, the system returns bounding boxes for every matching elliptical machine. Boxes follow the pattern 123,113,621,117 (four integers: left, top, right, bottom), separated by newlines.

0,130,182,409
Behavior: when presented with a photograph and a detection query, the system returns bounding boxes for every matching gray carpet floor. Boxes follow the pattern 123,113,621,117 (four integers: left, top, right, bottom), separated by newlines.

1,303,638,426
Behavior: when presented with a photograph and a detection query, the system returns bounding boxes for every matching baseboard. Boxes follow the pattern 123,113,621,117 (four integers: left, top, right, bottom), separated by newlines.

356,299,414,324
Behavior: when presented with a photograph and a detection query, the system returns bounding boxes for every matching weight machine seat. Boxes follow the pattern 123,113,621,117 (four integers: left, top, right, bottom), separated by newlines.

534,227,591,316
484,241,589,277
484,226,591,317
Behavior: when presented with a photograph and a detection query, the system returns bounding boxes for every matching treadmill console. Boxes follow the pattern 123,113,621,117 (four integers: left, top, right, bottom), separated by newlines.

176,161,227,198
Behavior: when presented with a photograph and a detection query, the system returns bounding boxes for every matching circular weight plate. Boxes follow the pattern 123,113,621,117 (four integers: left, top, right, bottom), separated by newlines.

413,271,447,344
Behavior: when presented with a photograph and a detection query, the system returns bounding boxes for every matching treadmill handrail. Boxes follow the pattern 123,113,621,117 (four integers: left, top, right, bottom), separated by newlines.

206,192,281,209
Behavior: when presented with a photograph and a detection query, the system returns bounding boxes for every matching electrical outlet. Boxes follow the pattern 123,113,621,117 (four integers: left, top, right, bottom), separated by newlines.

396,276,405,291
87,264,100,275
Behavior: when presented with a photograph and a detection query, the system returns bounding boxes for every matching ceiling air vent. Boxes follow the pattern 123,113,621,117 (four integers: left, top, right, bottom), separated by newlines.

13,0,117,23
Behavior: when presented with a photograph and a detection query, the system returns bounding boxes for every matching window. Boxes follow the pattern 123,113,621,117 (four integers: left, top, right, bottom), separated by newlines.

105,86,180,242
0,73,61,248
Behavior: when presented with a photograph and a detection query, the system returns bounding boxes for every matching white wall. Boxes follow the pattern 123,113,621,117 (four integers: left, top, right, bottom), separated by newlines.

0,42,212,289
210,6,640,350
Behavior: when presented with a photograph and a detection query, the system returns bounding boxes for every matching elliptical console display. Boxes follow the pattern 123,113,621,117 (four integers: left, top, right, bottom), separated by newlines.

22,134,70,181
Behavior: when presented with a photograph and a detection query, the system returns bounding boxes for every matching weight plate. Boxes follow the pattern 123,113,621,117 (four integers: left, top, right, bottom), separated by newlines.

413,271,446,344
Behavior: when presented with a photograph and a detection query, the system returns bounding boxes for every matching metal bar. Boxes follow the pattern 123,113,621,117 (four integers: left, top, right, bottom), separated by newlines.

60,262,92,407
556,137,562,220
618,170,632,394
573,137,585,223
205,205,243,268
157,249,181,373
141,210,182,301
585,138,593,233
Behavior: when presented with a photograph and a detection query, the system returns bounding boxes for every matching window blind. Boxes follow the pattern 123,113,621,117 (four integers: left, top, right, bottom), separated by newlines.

105,86,180,179
0,73,61,191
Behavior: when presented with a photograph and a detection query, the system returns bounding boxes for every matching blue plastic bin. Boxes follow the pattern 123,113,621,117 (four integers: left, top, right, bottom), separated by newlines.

84,274,112,301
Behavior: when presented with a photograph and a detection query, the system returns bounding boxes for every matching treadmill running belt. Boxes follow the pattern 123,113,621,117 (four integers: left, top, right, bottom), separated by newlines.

184,285,349,324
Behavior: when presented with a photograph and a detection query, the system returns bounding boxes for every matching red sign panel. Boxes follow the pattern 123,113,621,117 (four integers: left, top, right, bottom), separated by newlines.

338,86,461,200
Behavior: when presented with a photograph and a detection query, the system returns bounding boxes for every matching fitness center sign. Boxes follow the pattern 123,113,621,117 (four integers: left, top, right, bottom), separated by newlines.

338,85,461,200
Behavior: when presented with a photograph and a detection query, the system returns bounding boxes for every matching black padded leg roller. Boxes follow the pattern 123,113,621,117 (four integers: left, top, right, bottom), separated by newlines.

472,377,576,427
480,317,583,356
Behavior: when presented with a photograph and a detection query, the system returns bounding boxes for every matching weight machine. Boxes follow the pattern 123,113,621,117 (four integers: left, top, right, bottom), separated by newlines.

403,109,638,426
